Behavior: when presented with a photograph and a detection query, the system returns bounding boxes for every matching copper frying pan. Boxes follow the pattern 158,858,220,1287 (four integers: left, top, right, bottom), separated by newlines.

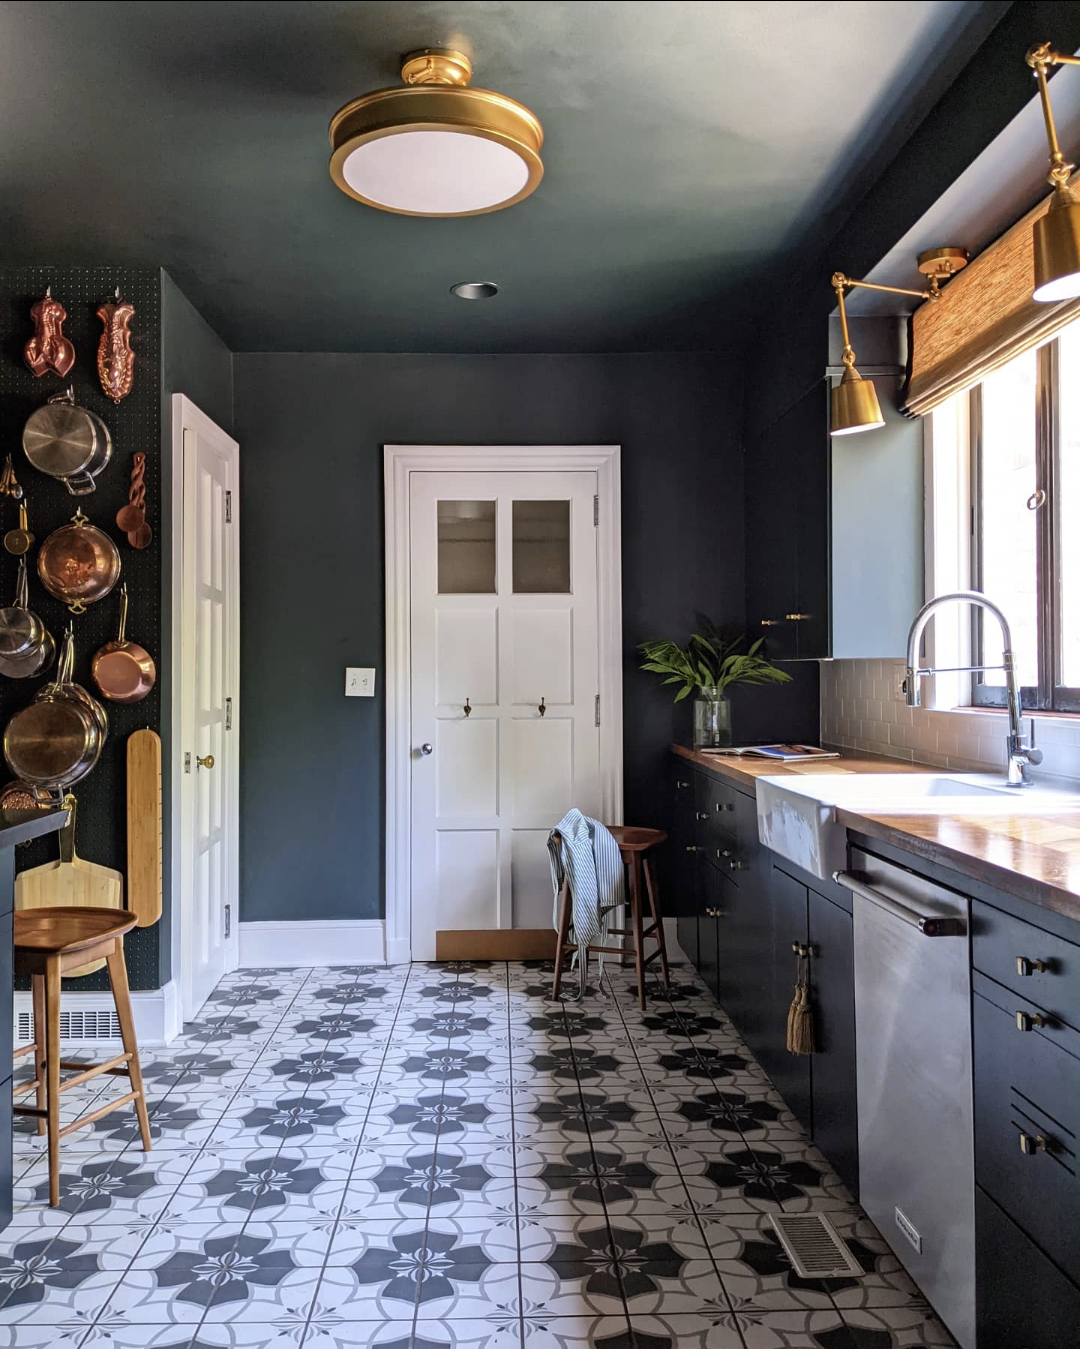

38,509,121,614
91,586,155,704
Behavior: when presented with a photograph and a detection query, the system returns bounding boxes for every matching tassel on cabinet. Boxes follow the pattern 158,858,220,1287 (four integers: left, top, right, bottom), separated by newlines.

786,944,815,1056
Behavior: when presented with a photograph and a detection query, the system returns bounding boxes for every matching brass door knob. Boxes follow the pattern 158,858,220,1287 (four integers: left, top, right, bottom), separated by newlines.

196,754,215,770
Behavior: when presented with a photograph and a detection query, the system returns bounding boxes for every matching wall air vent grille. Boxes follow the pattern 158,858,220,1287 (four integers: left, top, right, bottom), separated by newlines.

16,1009,122,1044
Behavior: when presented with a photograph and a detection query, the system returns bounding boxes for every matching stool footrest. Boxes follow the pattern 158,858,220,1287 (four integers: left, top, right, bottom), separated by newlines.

55,1054,132,1093
13,1105,46,1119
57,1091,142,1138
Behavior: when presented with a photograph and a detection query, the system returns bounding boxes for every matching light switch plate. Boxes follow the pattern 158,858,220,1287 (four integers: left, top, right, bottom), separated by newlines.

345,667,376,697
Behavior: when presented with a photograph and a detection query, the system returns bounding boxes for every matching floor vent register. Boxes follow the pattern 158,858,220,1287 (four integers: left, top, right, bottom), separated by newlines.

767,1213,866,1279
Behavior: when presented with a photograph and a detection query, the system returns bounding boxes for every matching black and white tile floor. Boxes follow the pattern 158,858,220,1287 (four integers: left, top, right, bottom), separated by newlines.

0,959,954,1348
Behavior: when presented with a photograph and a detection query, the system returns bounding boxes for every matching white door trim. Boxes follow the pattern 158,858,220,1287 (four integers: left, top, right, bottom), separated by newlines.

384,444,623,965
171,394,241,1018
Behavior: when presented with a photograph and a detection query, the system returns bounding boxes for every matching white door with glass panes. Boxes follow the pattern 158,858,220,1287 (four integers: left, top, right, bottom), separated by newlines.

409,472,601,960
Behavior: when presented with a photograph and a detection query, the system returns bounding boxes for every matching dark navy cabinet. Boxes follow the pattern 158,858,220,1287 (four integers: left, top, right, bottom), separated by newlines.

670,755,858,1194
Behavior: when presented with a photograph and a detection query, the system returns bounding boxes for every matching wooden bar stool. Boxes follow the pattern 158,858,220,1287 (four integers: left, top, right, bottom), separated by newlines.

12,907,151,1207
553,825,671,1010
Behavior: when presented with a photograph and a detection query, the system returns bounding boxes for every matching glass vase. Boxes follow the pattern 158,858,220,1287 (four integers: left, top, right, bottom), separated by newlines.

693,686,732,749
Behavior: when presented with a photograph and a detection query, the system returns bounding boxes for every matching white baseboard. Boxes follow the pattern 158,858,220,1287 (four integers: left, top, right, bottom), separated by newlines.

12,979,182,1049
239,919,386,968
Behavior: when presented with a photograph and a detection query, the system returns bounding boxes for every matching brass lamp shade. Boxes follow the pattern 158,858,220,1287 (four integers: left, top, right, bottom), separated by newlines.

830,369,885,436
1033,183,1080,301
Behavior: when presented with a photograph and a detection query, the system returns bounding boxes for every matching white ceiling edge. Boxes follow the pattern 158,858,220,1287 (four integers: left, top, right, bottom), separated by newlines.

843,42,1080,316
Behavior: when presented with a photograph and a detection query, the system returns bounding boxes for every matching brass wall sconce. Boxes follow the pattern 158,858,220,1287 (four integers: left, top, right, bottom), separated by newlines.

830,250,967,436
1026,43,1080,302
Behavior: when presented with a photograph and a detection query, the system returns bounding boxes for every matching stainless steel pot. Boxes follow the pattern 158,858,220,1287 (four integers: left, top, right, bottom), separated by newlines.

0,558,44,657
3,633,103,791
22,388,112,496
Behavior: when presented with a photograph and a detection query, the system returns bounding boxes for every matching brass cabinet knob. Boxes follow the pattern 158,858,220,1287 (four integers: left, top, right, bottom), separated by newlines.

1016,1010,1047,1032
685,845,699,852
760,619,784,627
196,754,215,770
719,849,732,859
1016,956,1048,976
785,613,812,621
705,907,724,918
696,811,709,821
729,858,747,871
1019,1130,1049,1155
677,780,690,789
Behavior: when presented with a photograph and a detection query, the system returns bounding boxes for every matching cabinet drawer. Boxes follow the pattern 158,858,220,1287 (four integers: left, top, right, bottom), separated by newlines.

973,991,1080,1282
693,773,738,845
973,898,1080,1031
976,1186,1080,1349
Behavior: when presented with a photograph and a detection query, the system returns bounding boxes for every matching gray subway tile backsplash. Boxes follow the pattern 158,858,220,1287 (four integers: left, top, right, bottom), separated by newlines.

820,658,1080,783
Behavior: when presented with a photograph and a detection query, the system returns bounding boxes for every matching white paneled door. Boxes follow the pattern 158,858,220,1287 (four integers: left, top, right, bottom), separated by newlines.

409,472,602,960
173,396,240,1021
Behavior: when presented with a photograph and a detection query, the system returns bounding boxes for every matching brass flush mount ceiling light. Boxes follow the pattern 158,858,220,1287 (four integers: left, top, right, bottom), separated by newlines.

830,249,968,436
328,49,544,217
1026,43,1080,301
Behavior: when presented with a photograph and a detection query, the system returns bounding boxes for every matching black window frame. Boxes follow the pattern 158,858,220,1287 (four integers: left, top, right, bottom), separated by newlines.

970,336,1080,713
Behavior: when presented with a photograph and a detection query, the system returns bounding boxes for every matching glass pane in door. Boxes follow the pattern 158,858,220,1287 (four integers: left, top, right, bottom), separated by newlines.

512,500,571,593
438,501,496,593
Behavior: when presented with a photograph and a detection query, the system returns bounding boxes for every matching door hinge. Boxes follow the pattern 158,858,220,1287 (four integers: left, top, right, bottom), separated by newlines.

184,752,192,774
593,494,599,526
225,697,233,731
594,694,601,727
225,490,233,524
224,904,232,939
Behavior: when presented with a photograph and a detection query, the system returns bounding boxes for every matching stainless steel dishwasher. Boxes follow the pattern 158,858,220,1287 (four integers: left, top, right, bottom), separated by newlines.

835,848,974,1349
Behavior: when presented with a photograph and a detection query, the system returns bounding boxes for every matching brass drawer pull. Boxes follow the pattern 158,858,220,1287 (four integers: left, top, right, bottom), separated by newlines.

705,907,724,918
1019,1130,1049,1156
685,845,699,853
729,858,747,871
716,801,735,812
760,619,784,627
1016,1010,1047,1032
718,849,732,859
696,811,709,821
785,613,812,621
1016,956,1048,977
677,780,690,789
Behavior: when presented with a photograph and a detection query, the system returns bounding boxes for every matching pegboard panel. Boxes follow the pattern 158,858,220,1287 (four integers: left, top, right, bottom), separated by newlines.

0,267,162,990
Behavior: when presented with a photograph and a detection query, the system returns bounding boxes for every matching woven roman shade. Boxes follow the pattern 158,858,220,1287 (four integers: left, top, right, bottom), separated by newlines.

902,172,1080,415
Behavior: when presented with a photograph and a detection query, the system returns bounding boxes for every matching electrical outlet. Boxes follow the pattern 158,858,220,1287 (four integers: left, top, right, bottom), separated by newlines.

345,667,376,697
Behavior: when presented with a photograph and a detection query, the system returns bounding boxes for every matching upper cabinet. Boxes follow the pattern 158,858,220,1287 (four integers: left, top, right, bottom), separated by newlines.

744,318,924,661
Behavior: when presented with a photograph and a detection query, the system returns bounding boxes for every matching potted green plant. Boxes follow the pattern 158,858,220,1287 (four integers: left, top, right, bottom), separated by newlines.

639,624,791,749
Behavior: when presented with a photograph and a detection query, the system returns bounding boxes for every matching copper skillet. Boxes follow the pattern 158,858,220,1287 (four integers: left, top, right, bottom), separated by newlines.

91,585,155,704
38,509,120,614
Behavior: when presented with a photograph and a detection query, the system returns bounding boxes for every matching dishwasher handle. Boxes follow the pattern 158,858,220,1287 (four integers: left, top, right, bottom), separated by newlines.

832,870,966,937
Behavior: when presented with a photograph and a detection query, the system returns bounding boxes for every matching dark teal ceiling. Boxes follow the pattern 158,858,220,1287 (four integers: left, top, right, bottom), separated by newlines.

0,0,1005,351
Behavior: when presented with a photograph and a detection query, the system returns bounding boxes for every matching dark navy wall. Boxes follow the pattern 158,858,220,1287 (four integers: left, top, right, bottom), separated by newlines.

231,352,807,923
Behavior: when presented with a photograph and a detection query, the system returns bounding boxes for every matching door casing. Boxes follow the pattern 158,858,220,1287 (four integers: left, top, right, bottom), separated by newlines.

170,394,241,1019
384,444,623,965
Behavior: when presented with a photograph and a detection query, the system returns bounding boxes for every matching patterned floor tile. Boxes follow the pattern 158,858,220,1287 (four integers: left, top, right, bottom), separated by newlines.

0,959,948,1346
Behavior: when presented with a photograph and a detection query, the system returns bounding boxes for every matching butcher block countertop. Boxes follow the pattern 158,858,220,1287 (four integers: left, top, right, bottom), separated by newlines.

673,743,1080,925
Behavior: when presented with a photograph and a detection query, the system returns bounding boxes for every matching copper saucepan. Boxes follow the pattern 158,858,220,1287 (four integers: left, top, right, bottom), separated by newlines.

4,632,103,792
38,509,121,614
91,585,155,704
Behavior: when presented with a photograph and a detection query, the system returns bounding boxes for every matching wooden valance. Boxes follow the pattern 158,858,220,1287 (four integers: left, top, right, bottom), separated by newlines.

902,172,1080,415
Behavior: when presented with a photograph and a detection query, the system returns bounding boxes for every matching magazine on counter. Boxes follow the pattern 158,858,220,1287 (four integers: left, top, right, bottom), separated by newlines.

699,744,841,762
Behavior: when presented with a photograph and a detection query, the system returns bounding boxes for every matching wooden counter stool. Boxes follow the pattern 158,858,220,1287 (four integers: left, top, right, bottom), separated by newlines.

12,907,151,1207
553,825,671,1010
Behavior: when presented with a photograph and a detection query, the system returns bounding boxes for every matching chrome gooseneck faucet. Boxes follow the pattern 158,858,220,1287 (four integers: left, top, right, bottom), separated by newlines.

905,591,1043,787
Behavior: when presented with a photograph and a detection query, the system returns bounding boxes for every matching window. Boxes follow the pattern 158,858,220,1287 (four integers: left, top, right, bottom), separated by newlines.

931,322,1080,712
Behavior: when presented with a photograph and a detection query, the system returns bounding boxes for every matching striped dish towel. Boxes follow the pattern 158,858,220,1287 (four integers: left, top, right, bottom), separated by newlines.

548,809,625,996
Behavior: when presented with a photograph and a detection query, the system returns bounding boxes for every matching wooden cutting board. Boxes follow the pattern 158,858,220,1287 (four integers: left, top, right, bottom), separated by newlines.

16,794,123,976
127,729,162,927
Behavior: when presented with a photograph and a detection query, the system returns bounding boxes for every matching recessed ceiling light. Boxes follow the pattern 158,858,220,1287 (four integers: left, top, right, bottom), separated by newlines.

328,49,543,218
451,281,499,300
